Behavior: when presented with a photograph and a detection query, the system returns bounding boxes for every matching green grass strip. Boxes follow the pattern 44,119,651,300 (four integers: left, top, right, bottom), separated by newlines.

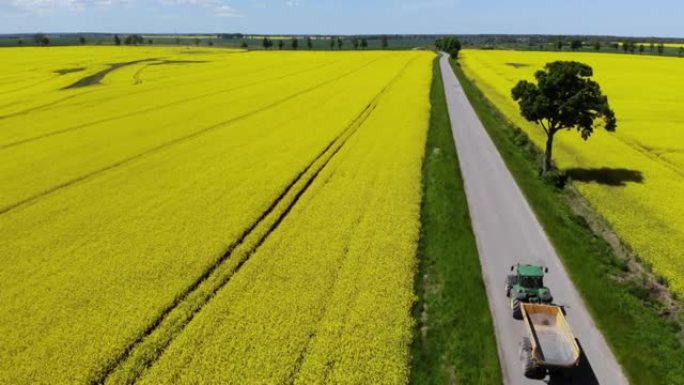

449,59,684,385
410,57,502,385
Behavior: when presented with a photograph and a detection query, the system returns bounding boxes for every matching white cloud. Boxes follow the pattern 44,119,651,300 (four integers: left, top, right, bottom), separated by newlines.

285,0,299,6
1,0,241,16
400,0,451,10
214,3,240,16
2,0,130,13
156,0,242,17
157,0,219,5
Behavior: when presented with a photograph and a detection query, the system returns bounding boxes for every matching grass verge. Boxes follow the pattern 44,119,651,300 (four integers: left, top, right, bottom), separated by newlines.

410,58,502,385
449,59,684,385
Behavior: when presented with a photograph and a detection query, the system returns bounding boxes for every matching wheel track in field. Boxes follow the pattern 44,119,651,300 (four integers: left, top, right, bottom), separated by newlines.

0,59,206,113
0,55,389,216
280,104,386,385
0,58,344,150
0,61,137,116
0,56,282,120
92,84,375,385
282,58,416,385
615,135,684,179
92,55,416,385
62,59,162,90
0,89,101,123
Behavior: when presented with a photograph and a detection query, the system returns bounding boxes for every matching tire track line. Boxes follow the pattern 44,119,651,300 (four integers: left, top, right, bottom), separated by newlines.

615,135,684,178
282,58,419,385
0,56,280,120
62,59,161,90
0,59,342,150
0,89,101,122
92,79,384,385
0,55,388,216
96,55,415,384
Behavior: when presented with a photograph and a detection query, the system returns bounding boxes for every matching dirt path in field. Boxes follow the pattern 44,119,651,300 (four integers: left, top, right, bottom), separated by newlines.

439,53,629,385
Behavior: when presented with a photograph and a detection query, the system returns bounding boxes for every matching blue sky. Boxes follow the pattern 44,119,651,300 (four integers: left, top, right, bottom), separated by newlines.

1,0,682,37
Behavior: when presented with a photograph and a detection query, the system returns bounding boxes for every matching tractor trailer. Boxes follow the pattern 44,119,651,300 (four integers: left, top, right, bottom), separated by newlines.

505,264,581,379
520,303,581,379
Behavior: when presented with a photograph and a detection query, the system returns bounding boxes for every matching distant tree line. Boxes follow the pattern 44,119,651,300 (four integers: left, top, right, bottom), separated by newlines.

124,35,145,45
33,33,50,46
617,40,665,55
111,34,146,46
19,33,683,56
219,33,244,39
7,32,387,49
260,36,376,51
544,38,671,56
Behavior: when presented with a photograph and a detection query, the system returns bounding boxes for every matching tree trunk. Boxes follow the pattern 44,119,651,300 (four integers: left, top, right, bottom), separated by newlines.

543,133,554,174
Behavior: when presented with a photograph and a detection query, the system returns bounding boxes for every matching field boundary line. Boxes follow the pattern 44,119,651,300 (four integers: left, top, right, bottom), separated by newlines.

0,55,389,217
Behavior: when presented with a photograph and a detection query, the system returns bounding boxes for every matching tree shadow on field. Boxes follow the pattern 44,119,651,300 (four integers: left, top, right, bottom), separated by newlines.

505,62,531,68
566,167,644,187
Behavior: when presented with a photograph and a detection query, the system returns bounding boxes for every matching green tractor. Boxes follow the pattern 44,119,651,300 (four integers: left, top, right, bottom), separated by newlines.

505,264,553,319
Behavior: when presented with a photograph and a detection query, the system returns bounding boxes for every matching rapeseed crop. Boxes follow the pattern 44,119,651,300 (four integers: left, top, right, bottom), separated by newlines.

0,46,433,384
459,49,684,295
136,52,432,385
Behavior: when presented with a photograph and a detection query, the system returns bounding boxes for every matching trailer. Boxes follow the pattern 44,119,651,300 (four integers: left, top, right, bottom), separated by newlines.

520,303,581,379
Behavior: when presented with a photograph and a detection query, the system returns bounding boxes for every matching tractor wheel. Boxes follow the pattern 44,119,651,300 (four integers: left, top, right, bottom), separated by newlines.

505,275,514,297
512,298,522,320
521,337,545,379
524,356,546,379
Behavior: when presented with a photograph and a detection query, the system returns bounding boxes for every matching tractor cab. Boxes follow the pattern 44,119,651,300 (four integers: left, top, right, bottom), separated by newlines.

505,263,553,319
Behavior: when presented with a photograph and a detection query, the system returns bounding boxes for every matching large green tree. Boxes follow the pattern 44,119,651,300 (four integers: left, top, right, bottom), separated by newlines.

435,36,461,58
511,61,617,173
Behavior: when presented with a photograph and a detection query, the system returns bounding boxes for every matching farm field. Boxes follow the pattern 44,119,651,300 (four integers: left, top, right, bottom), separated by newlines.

0,46,433,384
459,49,684,295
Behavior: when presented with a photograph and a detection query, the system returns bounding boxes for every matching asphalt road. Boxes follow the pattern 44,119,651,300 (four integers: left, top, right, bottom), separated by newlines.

439,53,629,385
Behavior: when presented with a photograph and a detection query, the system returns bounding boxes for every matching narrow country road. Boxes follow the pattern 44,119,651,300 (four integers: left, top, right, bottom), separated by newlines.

439,53,629,385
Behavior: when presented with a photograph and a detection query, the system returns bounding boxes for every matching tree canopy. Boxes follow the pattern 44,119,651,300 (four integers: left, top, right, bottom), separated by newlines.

435,36,462,59
511,61,616,173
124,35,144,45
570,39,582,50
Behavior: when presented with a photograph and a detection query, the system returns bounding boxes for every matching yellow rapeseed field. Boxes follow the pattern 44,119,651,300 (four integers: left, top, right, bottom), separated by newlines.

459,49,684,295
0,46,433,384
